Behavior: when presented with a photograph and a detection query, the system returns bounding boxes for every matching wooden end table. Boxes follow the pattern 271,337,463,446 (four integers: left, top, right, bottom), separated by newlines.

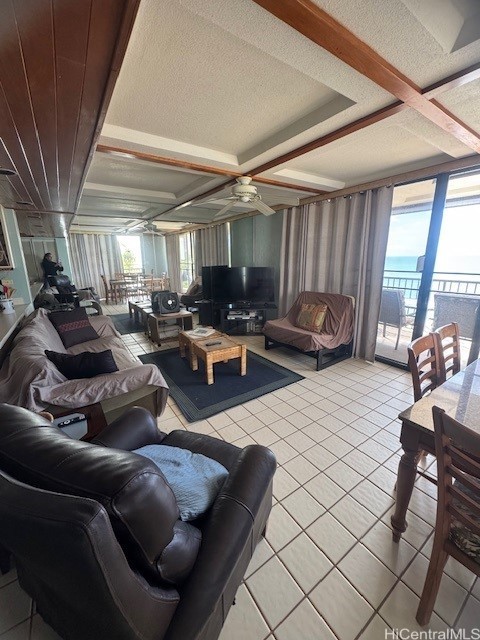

189,335,247,385
48,403,107,442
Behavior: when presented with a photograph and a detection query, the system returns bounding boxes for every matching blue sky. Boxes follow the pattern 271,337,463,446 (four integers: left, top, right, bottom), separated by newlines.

387,204,480,272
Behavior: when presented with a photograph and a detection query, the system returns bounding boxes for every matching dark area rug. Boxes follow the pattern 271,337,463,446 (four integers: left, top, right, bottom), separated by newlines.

109,313,144,335
139,348,304,422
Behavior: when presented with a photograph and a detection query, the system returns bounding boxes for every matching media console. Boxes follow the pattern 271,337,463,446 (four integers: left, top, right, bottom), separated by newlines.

198,301,278,335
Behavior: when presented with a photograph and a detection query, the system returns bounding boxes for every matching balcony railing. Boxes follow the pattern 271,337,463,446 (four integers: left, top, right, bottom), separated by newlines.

383,271,480,301
382,270,480,340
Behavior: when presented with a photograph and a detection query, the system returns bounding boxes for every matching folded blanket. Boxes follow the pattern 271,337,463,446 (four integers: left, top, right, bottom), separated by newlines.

134,445,228,521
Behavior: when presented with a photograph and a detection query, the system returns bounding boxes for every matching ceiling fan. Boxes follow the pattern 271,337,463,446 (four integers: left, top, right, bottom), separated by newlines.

203,177,276,219
140,221,164,236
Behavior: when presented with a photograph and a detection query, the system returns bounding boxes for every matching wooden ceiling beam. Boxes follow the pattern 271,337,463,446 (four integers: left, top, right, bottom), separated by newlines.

422,62,480,99
97,44,480,225
249,101,406,175
252,0,480,153
95,144,323,193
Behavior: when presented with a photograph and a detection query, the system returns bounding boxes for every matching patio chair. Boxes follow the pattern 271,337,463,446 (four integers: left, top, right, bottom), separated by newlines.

416,406,480,625
379,288,406,350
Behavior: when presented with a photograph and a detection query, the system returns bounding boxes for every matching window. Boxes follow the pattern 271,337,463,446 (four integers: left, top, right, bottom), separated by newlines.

179,233,195,292
116,235,143,273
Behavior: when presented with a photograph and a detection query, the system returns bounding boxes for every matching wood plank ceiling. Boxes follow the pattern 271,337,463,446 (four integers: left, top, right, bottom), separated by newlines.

0,0,139,233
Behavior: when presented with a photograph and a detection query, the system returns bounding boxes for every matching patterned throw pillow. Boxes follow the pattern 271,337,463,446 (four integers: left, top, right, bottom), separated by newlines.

295,303,328,333
48,308,99,348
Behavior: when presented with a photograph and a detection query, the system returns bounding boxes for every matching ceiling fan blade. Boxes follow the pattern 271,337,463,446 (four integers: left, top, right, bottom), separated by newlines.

213,201,237,219
252,199,276,216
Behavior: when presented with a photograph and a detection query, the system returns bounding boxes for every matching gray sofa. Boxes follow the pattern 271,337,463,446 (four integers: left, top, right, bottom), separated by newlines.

0,309,169,421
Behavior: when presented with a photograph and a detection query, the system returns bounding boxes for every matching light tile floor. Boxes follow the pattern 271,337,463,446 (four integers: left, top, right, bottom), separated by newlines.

1,303,479,639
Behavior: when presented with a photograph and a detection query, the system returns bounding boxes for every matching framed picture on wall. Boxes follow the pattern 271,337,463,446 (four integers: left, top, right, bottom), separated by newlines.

0,210,14,269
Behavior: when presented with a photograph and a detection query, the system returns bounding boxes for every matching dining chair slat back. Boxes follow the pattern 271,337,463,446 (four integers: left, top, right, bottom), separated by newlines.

407,333,441,402
433,322,461,385
416,406,480,625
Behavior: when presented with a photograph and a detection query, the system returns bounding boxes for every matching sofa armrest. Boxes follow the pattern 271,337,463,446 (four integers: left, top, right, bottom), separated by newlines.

161,430,243,471
163,443,276,640
217,444,276,519
91,406,166,450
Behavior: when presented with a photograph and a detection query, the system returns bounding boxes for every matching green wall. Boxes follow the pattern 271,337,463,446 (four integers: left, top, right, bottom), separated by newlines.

1,208,31,304
230,212,284,305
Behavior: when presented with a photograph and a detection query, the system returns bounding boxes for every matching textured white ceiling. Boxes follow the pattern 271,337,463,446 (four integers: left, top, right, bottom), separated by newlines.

436,78,480,132
73,0,480,232
87,155,212,192
106,0,354,156
288,111,460,185
312,0,480,86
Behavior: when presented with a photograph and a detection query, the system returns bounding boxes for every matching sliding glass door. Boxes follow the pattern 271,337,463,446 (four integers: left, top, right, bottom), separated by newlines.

376,179,437,364
376,170,480,366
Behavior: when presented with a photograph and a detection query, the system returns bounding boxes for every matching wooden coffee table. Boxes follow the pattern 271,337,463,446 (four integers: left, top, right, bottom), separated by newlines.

179,329,223,368
185,334,247,385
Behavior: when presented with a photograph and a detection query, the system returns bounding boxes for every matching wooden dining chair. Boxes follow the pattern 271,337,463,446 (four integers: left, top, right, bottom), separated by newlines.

407,333,441,402
416,406,480,625
433,322,461,385
100,275,112,305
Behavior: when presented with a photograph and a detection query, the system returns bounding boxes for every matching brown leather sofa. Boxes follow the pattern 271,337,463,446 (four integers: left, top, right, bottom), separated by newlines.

0,404,276,640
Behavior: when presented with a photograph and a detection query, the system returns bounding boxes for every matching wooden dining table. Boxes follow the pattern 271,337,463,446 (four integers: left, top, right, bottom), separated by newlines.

391,358,480,542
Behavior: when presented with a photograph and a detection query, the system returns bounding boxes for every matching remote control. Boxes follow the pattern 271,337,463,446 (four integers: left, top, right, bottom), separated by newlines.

205,340,221,346
54,413,86,428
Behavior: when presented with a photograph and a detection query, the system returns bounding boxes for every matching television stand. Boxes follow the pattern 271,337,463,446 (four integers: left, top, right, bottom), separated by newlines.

218,305,277,335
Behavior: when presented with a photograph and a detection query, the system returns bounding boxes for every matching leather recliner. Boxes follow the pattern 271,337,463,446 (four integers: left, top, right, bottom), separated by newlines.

0,404,276,640
47,274,80,307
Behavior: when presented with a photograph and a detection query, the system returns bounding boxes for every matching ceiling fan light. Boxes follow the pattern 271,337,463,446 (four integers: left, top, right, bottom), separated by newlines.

240,196,249,202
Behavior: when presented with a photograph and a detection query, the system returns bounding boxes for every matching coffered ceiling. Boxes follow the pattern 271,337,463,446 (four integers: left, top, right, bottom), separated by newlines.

1,0,479,236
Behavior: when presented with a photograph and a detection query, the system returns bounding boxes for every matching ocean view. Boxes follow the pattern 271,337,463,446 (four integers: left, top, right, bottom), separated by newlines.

385,255,480,283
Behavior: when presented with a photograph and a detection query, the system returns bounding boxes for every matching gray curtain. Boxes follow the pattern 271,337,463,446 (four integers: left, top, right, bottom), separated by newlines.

279,187,392,360
194,224,229,273
69,233,122,298
165,234,182,293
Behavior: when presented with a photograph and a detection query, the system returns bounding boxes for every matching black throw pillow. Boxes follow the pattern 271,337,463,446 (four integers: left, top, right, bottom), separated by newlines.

45,349,118,380
48,308,99,348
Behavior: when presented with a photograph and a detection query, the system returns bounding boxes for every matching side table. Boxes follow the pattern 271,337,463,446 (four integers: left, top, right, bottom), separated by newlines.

148,310,193,345
49,403,107,441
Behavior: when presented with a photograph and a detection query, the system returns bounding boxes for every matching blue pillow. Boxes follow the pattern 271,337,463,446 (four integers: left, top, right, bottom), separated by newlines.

133,445,228,521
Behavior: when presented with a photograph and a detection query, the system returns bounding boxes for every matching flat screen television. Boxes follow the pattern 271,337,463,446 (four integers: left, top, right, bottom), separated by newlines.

202,266,274,304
